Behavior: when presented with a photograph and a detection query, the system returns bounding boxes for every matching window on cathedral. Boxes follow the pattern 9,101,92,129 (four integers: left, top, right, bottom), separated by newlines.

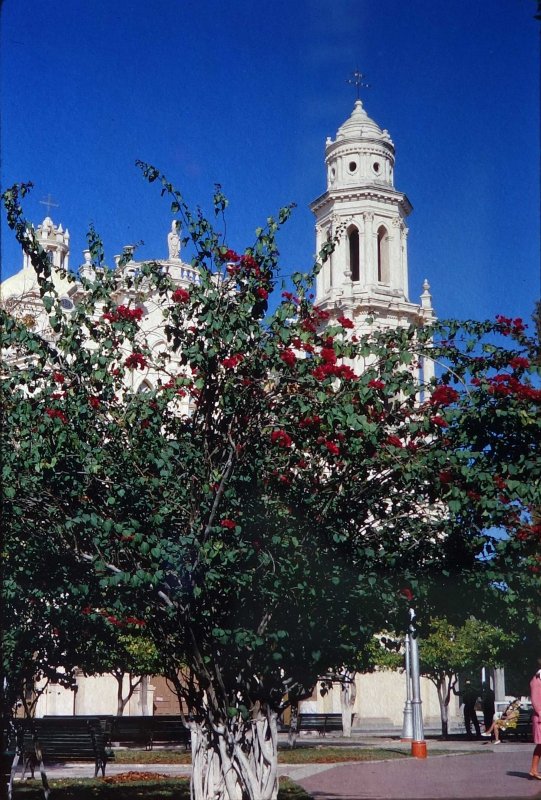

348,161,357,173
377,226,390,284
373,162,380,173
348,227,360,282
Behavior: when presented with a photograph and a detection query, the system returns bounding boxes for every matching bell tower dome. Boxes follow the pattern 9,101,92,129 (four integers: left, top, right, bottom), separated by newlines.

311,99,434,333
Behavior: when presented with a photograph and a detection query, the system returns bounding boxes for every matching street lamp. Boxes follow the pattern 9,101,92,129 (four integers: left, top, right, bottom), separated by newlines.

408,607,427,758
401,633,413,741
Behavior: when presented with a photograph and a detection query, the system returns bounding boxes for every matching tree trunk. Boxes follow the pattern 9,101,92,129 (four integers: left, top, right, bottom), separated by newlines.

113,672,142,716
434,674,453,739
190,705,279,800
340,670,356,738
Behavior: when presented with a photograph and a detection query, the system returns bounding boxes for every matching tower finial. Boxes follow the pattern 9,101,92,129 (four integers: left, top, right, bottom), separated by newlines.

39,194,59,217
346,69,370,100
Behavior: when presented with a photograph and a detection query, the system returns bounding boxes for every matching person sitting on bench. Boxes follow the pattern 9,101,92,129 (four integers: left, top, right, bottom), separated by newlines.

484,699,521,744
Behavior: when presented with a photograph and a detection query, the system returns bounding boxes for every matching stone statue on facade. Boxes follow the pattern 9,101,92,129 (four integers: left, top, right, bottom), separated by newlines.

168,220,181,260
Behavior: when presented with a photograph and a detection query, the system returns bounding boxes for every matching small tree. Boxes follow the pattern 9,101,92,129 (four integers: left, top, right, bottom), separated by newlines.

419,618,514,737
2,173,540,800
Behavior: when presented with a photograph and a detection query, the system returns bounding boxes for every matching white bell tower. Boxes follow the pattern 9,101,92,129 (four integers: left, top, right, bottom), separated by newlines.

311,98,435,333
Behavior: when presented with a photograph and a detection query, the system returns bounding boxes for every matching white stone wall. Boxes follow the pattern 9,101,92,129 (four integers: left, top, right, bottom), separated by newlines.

34,674,155,717
299,669,461,731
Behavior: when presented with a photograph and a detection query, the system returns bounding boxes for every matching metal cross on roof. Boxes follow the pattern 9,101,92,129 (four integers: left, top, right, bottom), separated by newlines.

346,69,370,100
39,194,59,216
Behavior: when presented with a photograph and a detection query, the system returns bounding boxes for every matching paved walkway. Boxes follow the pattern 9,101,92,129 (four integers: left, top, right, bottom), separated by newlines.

10,738,541,799
294,746,541,799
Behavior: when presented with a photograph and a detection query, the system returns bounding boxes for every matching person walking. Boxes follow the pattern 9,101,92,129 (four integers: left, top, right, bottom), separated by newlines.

481,682,495,729
462,680,481,739
530,668,541,780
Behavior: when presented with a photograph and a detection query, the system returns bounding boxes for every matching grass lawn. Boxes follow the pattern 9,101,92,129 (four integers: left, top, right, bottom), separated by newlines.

12,776,311,799
112,744,409,765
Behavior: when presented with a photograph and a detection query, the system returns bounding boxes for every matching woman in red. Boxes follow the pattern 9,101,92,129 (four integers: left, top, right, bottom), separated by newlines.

530,668,541,780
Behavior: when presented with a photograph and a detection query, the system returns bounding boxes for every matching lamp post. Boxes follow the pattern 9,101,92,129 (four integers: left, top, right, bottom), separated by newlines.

401,633,413,741
408,607,427,758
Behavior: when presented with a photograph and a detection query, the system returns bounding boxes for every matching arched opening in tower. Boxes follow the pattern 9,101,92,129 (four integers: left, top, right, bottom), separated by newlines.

348,227,360,282
377,226,390,284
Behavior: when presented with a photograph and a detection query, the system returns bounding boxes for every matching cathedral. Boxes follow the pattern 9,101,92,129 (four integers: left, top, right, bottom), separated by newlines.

2,99,461,732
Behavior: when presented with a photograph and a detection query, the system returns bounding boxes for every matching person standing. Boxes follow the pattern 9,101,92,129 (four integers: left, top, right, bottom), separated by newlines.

530,668,541,780
462,680,481,738
482,682,496,730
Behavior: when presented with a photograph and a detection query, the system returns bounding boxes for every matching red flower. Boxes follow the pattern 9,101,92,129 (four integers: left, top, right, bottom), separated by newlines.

335,365,357,381
337,315,354,329
125,617,146,626
103,305,143,323
438,470,453,484
53,371,65,383
280,349,296,367
89,396,100,409
125,353,147,370
172,288,190,303
400,588,414,602
221,354,244,369
220,519,236,529
429,385,459,407
221,249,240,263
430,415,449,428
386,435,403,448
324,441,340,456
45,408,68,424
240,254,259,271
509,356,530,370
82,606,93,615
320,347,337,364
117,305,144,321
368,379,385,390
270,430,293,448
299,415,322,428
496,315,526,335
313,306,330,321
256,287,269,299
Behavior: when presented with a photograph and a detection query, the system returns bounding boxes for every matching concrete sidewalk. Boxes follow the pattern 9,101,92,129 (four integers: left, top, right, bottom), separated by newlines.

293,744,541,800
10,738,540,800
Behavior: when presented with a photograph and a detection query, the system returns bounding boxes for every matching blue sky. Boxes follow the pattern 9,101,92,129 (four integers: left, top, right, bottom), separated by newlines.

1,0,539,324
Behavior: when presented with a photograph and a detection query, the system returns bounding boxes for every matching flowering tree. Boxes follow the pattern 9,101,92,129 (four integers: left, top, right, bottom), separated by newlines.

2,172,540,800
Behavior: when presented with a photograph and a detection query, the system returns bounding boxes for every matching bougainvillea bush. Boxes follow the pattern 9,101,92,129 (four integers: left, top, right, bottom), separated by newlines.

2,171,540,800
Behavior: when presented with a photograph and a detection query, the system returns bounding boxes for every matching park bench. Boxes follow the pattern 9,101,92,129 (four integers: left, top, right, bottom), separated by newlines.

500,708,533,742
297,713,346,735
111,715,191,750
148,715,191,749
14,717,113,778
